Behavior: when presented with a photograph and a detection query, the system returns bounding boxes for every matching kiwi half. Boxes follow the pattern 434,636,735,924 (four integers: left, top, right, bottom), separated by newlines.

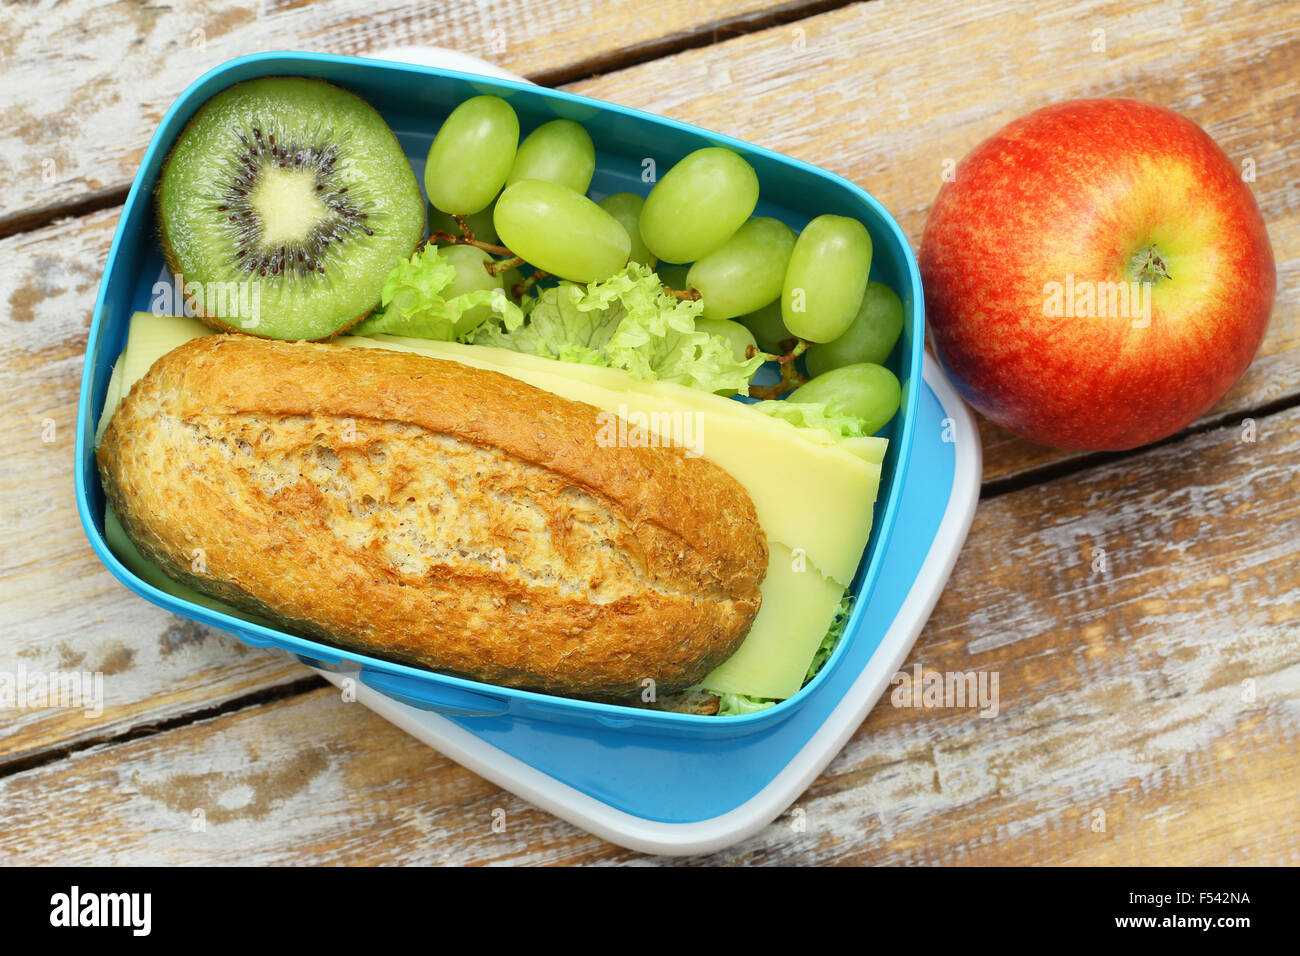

157,77,425,341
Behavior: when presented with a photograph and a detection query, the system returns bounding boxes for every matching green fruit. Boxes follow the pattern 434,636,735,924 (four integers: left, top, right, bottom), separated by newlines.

696,317,758,396
498,265,527,300
790,363,901,435
805,281,904,376
157,77,425,341
424,95,519,216
696,317,757,364
640,147,759,263
507,119,596,194
599,192,657,268
438,244,503,337
687,217,795,320
428,202,499,246
737,299,794,354
782,215,873,342
494,180,630,282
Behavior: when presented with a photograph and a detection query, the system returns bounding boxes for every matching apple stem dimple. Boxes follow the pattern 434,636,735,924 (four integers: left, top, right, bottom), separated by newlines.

1131,244,1172,283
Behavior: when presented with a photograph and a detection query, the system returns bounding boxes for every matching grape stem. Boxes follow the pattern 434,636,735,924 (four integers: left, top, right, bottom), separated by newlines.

486,256,525,276
427,231,516,258
746,338,810,399
423,225,702,304
512,269,548,298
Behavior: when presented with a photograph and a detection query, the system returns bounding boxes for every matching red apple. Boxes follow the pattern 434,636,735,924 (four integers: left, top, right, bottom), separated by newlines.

920,98,1275,450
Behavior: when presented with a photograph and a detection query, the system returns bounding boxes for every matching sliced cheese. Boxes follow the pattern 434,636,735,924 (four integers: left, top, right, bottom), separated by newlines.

94,358,125,449
700,542,848,700
96,310,215,440
121,311,215,400
375,334,889,464
841,434,889,466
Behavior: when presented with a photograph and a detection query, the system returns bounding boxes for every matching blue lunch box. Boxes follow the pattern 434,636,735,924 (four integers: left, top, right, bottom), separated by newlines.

74,51,924,740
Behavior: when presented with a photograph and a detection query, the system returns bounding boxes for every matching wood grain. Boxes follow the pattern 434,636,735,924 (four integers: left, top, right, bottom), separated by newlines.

3,0,1294,480
2,404,1295,864
0,0,837,229
1,0,1297,864
563,0,1300,482
0,208,312,765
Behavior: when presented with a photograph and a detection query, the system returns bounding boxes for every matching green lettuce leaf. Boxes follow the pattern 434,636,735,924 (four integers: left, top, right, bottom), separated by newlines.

470,262,762,395
353,245,525,340
747,399,871,440
803,592,854,683
714,693,777,716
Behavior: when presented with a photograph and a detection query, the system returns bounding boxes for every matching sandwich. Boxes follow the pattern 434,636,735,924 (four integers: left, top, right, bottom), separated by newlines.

97,333,768,699
96,280,887,713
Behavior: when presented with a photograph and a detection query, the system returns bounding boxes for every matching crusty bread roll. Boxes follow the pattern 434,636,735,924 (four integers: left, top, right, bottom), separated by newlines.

97,335,767,699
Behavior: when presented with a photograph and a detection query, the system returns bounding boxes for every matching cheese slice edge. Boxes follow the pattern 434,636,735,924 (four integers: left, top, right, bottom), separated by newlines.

97,313,887,700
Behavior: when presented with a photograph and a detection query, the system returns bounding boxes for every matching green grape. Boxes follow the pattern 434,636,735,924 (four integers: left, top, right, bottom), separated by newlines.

506,119,596,194
494,179,630,282
498,265,526,300
428,202,499,246
686,217,795,320
805,281,904,377
781,215,873,342
439,244,503,336
425,95,519,215
789,363,900,435
737,299,794,354
598,192,657,268
655,263,690,291
696,317,757,364
639,147,759,264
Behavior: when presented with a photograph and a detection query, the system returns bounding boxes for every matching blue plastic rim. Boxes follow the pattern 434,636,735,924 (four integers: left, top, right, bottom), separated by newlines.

74,51,925,738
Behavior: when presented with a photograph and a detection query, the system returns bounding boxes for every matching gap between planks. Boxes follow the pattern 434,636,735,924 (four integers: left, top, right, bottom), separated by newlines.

526,0,855,87
0,0,862,241
980,389,1300,501
2,392,1295,780
0,675,327,780
4,0,1294,783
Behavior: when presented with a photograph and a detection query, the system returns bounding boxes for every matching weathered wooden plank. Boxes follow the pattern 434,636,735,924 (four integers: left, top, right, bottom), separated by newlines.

4,0,1295,479
2,402,1296,864
564,0,1300,482
0,686,568,866
781,404,1300,865
3,0,1298,767
0,0,836,228
0,208,313,764
3,0,1297,862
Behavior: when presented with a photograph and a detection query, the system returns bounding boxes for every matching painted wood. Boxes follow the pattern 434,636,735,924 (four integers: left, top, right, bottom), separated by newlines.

3,0,1294,479
1,0,1297,863
0,209,312,765
0,0,830,228
2,405,1296,864
561,0,1299,482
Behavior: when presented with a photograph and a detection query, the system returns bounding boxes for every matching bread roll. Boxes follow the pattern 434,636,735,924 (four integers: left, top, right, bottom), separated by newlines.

97,335,767,699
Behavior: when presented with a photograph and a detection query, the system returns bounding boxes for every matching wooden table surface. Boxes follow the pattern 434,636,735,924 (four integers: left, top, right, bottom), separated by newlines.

1,0,1296,865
